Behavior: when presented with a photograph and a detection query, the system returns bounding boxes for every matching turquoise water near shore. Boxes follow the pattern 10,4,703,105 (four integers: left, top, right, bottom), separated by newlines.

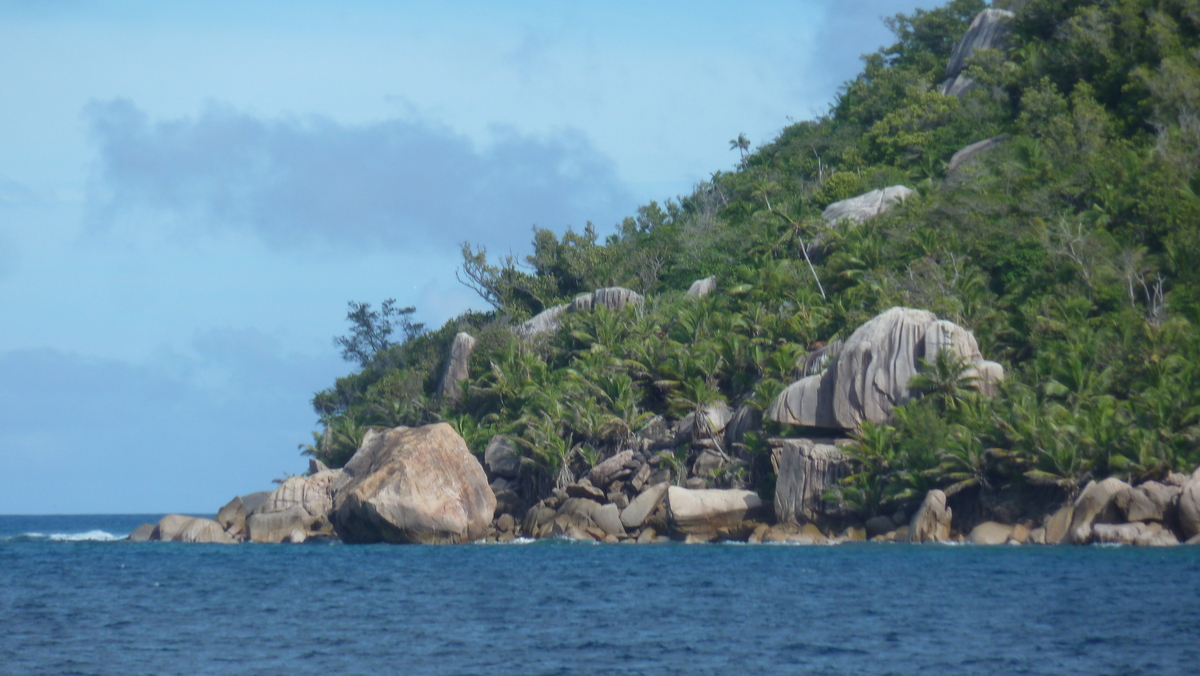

2,515,1198,675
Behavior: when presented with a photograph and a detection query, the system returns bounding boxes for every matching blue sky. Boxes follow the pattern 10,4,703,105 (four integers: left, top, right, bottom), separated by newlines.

0,0,936,514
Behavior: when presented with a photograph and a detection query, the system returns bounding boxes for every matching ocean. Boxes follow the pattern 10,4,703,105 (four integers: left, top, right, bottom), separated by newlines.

1,514,1198,675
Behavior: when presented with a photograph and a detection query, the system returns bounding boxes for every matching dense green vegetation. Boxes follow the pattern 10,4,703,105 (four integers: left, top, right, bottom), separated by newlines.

305,0,1200,520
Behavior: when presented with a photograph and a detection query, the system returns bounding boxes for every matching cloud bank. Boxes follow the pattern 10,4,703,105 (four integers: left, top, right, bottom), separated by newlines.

85,99,633,251
0,329,346,514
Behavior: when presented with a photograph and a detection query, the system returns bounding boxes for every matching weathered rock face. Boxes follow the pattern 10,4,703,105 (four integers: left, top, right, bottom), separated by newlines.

771,438,849,525
484,435,521,479
908,489,952,543
666,486,763,538
331,423,496,544
1066,478,1130,544
940,9,1016,97
946,135,1008,181
822,186,914,225
437,332,477,403
768,308,1005,430
967,521,1014,545
687,276,716,297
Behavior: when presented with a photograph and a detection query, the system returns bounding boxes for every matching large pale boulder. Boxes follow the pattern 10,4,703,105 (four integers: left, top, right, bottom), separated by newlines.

768,308,1004,430
1066,478,1130,544
771,438,849,524
437,332,477,403
967,521,1014,545
247,506,311,544
178,517,235,544
620,481,669,530
150,514,197,542
908,489,953,543
331,423,496,544
822,186,914,225
687,276,716,298
666,486,764,538
1180,476,1200,539
940,9,1016,97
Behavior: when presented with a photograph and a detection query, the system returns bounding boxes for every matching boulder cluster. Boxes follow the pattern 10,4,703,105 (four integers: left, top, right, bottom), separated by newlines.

133,423,495,545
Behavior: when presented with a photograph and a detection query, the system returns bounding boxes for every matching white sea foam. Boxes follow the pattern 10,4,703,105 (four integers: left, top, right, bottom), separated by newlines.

46,530,122,542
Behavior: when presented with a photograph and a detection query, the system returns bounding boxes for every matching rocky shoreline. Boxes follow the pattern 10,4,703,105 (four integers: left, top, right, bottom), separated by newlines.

131,418,1200,548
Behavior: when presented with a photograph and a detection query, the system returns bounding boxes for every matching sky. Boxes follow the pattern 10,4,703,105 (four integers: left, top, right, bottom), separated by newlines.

0,0,939,514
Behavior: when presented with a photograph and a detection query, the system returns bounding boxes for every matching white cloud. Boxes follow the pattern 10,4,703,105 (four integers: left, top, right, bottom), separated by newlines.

84,99,635,252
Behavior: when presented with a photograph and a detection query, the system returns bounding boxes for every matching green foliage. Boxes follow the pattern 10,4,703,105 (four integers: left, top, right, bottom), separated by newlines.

302,0,1200,512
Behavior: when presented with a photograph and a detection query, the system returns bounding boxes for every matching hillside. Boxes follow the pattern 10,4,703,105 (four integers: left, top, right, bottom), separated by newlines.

303,0,1200,531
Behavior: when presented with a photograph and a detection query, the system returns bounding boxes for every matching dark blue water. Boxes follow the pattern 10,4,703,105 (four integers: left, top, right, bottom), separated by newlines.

2,516,1198,675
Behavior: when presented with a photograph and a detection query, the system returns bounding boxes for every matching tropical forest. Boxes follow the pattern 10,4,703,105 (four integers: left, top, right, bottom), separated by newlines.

300,0,1200,542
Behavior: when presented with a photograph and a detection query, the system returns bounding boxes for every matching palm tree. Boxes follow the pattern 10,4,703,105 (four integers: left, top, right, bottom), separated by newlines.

909,348,979,413
729,133,750,166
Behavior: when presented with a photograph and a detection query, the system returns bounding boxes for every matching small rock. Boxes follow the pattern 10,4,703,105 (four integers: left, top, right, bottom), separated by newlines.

484,435,521,479
497,513,515,533
565,481,607,502
647,468,672,486
908,490,952,543
840,526,866,542
637,527,657,544
684,477,707,490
